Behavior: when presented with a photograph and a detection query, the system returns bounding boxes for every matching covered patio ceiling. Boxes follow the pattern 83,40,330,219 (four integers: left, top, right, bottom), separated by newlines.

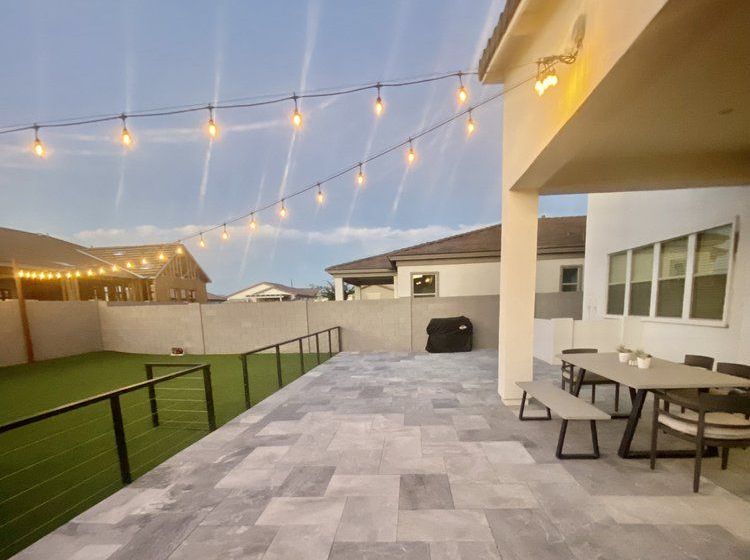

513,0,750,194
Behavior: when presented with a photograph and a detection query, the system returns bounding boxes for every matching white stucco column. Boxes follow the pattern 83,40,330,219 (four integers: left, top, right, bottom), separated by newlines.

498,188,539,405
334,277,345,301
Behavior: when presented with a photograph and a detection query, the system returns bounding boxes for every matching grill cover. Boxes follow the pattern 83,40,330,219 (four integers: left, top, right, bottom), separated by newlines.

425,316,473,353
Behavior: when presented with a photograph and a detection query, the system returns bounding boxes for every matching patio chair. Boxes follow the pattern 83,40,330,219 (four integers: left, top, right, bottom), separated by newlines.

560,348,620,411
666,360,747,412
650,391,750,492
666,355,715,412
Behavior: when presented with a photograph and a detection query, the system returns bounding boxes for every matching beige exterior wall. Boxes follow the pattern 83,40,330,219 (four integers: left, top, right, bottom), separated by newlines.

495,0,667,191
0,301,26,366
352,284,395,300
26,301,103,360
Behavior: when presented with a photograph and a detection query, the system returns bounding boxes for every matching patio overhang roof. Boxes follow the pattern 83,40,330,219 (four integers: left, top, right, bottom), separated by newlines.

485,0,750,195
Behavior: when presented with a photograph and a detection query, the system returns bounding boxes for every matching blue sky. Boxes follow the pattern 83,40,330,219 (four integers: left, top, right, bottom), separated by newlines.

0,1,586,294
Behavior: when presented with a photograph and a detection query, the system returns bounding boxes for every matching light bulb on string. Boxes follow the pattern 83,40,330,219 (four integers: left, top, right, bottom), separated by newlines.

141,258,148,265
316,183,324,205
98,267,105,275
65,272,72,279
206,105,219,138
356,163,365,186
407,139,416,165
456,72,468,104
374,84,384,116
291,94,302,128
32,125,45,158
466,110,476,136
279,200,288,218
55,272,62,279
221,224,230,240
126,261,133,269
176,246,184,255
199,233,206,248
120,114,133,147
111,264,118,272
158,252,165,261
249,213,258,231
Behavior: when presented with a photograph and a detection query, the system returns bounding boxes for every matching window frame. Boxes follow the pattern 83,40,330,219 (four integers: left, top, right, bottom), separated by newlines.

559,265,583,292
411,272,438,298
604,220,736,326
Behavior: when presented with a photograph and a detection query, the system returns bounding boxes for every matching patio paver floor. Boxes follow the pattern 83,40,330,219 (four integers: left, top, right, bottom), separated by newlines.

12,351,750,559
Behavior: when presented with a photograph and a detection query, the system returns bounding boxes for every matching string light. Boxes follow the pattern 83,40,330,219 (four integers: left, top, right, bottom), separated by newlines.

279,199,288,218
65,272,72,279
407,139,416,165
98,267,105,274
32,125,45,158
158,252,166,261
374,84,384,116
356,163,365,186
111,264,118,272
316,183,324,205
120,114,133,147
221,224,230,240
291,94,302,128
55,272,62,279
207,105,218,138
140,257,148,265
249,213,258,230
176,246,184,255
466,110,476,136
199,233,206,248
126,261,133,269
456,72,468,104
75,271,81,278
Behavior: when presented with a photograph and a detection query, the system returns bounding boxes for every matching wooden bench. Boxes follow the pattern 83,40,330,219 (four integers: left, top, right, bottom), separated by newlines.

517,381,611,459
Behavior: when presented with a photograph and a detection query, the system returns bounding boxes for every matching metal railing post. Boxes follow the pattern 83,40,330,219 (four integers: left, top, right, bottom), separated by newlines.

109,395,132,485
202,365,217,431
144,364,159,427
328,329,333,359
298,338,305,375
275,345,283,388
315,333,320,365
337,326,342,354
240,354,251,409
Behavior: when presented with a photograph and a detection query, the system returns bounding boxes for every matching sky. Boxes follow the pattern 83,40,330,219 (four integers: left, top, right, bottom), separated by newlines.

0,1,586,295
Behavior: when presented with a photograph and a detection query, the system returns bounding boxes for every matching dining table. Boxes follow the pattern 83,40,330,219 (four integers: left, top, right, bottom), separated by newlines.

556,352,750,459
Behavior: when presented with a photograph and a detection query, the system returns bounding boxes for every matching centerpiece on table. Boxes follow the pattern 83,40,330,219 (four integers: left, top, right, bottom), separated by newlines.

616,345,633,363
635,349,652,369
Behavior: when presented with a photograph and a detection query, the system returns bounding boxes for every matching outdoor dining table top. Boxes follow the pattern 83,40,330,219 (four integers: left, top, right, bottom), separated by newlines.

557,352,750,391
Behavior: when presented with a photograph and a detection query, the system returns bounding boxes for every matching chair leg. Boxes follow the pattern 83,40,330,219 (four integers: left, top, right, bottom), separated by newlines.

650,395,659,470
721,447,730,470
614,383,620,412
694,442,704,493
591,385,596,404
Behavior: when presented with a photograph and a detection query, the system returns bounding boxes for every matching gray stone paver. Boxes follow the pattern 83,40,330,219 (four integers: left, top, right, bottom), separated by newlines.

12,350,750,560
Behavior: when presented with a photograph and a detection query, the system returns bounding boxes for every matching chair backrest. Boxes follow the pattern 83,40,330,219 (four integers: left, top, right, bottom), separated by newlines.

716,362,750,380
684,354,714,370
698,392,750,415
562,348,598,355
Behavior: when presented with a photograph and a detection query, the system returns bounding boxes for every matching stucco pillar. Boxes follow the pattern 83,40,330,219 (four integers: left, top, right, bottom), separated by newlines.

498,188,539,405
334,277,345,301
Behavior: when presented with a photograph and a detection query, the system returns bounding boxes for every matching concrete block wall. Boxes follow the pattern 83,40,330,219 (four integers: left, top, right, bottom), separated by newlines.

27,301,103,360
0,301,26,366
98,302,205,355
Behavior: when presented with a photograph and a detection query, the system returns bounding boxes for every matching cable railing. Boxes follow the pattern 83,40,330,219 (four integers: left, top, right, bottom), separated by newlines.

0,363,214,558
239,326,342,408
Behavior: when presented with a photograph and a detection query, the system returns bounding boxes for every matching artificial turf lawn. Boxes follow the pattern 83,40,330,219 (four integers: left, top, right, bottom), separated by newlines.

0,350,328,559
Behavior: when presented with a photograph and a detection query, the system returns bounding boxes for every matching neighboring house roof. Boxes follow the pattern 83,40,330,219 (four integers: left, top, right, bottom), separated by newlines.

478,0,523,81
326,215,586,274
0,227,210,282
206,292,227,301
227,281,319,299
85,244,210,282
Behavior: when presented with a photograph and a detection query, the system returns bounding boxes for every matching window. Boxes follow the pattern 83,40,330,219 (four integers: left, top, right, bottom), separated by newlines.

188,290,197,302
657,237,688,317
412,273,437,297
607,253,627,315
629,246,653,316
560,266,582,292
169,288,178,302
691,225,731,320
605,222,734,323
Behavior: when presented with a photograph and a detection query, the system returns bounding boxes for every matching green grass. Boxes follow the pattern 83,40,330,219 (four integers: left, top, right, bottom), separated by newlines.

0,349,329,559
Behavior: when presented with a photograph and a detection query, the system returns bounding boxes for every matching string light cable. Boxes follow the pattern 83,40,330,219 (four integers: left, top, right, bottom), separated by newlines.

174,70,538,246
0,70,478,138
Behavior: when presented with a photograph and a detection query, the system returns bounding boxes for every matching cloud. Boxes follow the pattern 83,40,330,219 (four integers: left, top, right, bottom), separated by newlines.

72,221,492,254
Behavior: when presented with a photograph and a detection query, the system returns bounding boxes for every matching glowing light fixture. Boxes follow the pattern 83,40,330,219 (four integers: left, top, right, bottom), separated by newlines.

466,110,476,136
456,72,468,104
407,139,416,165
221,224,230,240
176,246,184,255
316,183,324,205
141,258,148,265
120,114,133,147
279,199,288,218
33,125,45,158
374,84,384,116
199,233,206,248
55,272,62,279
249,213,257,230
98,267,105,274
207,105,218,138
65,272,72,279
126,261,133,269
291,95,302,128
534,63,559,96
356,163,365,186
111,264,118,272
158,252,165,261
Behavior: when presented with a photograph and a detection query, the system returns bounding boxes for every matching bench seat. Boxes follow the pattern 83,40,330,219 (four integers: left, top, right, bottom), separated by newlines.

517,381,610,459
